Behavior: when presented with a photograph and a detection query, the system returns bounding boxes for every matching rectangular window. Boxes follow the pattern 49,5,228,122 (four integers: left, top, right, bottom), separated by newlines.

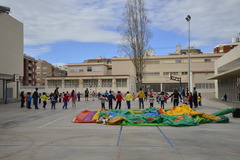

83,79,98,88
69,67,84,72
143,72,160,76
145,60,160,64
204,59,211,62
163,72,170,76
36,72,40,75
42,72,47,75
102,79,112,87
175,59,182,63
195,83,215,89
116,79,127,87
42,67,48,69
36,67,40,69
87,67,92,72
64,80,79,88
47,80,62,88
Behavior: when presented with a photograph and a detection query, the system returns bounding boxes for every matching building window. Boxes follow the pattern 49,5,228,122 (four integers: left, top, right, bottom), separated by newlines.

83,79,98,88
116,79,127,87
195,83,215,89
163,72,170,76
64,80,79,88
102,79,112,87
42,72,47,75
145,60,160,64
204,59,211,62
36,67,40,69
175,59,182,63
36,72,40,75
69,67,84,72
143,72,160,76
87,67,92,72
47,80,62,88
42,67,48,69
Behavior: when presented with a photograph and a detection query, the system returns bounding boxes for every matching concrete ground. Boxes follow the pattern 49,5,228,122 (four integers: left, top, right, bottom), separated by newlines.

0,98,239,160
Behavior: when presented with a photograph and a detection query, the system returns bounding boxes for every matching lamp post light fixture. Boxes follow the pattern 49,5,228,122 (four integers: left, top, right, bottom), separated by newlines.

185,15,191,93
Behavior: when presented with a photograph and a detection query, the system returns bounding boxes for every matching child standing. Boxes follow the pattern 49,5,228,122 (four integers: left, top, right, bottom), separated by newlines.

27,92,32,109
50,93,56,109
71,90,77,108
41,92,48,109
148,95,155,108
115,91,123,110
62,93,69,109
100,95,108,110
198,93,202,106
124,91,134,109
188,92,193,108
77,92,81,101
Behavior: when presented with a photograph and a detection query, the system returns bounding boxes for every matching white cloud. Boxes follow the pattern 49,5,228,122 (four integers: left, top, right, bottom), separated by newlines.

2,0,124,45
148,0,240,47
2,0,240,49
25,45,51,57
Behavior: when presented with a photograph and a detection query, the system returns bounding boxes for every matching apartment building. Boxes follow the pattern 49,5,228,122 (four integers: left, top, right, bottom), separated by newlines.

209,45,240,101
214,35,240,53
0,6,23,102
22,54,37,86
45,53,223,98
36,60,60,86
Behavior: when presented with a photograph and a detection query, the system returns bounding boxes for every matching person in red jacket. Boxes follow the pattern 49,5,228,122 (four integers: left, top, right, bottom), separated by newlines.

115,91,124,110
62,93,69,109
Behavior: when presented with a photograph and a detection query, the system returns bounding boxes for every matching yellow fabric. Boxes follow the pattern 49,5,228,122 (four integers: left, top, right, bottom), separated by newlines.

165,104,197,115
41,95,48,101
92,110,102,120
107,116,126,125
137,91,145,98
125,93,134,101
202,113,221,121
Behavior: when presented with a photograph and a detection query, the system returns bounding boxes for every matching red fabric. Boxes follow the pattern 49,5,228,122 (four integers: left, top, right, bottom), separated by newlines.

63,96,69,102
73,110,97,123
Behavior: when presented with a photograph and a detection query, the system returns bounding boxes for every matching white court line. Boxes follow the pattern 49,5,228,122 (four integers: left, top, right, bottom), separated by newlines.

38,112,76,128
0,111,49,125
38,106,90,129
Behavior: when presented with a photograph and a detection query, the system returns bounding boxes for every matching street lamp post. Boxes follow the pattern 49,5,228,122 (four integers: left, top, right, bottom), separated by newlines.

185,15,191,93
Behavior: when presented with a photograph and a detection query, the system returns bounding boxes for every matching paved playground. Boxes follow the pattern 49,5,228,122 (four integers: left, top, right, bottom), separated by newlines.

0,98,239,160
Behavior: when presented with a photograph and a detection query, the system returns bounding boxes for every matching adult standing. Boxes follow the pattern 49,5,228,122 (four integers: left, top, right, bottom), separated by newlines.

107,91,115,110
32,88,39,109
71,90,77,108
20,91,25,108
85,88,89,101
137,88,146,109
169,89,182,107
193,87,198,108
54,87,59,102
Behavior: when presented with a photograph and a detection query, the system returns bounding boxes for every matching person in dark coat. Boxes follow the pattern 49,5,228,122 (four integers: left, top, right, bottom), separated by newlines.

32,88,39,109
20,91,25,108
193,87,198,108
169,89,182,107
107,91,116,110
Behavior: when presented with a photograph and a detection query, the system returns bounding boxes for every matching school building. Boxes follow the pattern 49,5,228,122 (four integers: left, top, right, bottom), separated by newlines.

45,53,223,98
209,45,240,102
0,6,23,103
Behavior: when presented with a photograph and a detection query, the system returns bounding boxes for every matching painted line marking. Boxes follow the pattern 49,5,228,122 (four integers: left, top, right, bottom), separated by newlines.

156,126,174,148
38,112,76,128
116,125,123,147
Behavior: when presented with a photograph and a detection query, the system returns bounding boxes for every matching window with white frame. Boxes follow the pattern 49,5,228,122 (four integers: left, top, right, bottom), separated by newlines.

83,79,98,88
42,67,48,69
116,79,127,87
64,80,79,88
47,80,62,88
69,67,84,72
102,79,112,87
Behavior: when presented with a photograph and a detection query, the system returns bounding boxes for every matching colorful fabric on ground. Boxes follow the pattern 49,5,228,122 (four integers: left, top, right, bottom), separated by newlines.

73,105,235,127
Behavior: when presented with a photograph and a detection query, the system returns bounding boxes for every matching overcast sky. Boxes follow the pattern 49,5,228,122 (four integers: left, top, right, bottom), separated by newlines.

2,0,240,66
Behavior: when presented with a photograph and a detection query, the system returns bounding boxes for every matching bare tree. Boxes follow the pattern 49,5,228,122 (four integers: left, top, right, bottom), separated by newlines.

118,0,151,90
